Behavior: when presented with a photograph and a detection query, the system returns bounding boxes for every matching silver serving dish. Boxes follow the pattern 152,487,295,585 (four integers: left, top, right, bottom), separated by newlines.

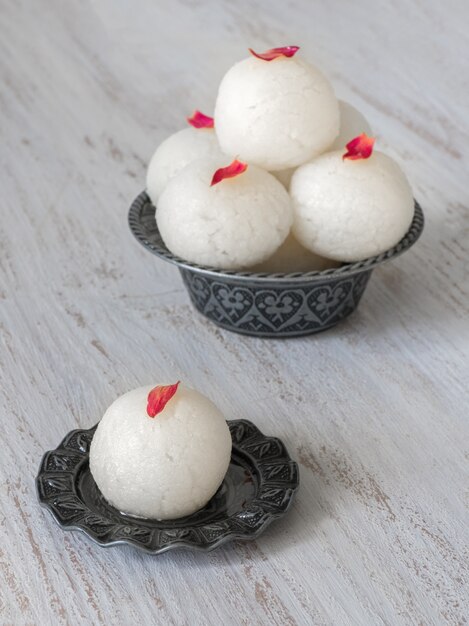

37,420,299,554
128,192,424,337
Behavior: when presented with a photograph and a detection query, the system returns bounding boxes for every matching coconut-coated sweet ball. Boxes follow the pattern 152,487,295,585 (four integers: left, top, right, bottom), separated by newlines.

89,384,232,520
157,158,293,270
214,56,340,171
146,128,225,205
250,233,339,273
290,151,414,262
330,101,372,151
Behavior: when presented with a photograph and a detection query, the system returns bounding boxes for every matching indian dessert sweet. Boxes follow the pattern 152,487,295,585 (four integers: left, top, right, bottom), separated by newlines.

144,46,416,274
330,100,372,151
250,232,339,273
156,157,292,270
290,134,414,262
146,111,224,205
89,382,232,520
214,46,340,171
271,102,370,189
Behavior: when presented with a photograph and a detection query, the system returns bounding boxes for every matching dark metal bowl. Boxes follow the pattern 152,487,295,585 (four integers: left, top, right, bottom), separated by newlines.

128,192,424,337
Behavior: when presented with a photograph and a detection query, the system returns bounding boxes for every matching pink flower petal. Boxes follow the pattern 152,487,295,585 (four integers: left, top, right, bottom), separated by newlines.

210,159,248,186
146,382,180,418
187,111,214,129
248,46,300,61
343,133,376,160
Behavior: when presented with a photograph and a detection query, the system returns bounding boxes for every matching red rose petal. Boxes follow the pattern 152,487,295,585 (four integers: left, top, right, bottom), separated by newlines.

342,133,376,161
187,110,214,129
146,382,180,418
210,159,248,186
248,46,300,61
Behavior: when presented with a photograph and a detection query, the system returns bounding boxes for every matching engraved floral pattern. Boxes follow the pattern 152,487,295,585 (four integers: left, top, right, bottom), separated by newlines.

189,276,211,308
217,288,250,312
315,287,345,312
263,294,294,317
182,271,371,336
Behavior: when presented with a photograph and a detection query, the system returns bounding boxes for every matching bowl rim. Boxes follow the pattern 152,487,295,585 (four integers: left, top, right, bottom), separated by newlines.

128,191,424,283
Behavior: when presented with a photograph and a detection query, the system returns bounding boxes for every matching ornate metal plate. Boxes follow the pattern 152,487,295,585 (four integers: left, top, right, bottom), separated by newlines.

37,420,299,554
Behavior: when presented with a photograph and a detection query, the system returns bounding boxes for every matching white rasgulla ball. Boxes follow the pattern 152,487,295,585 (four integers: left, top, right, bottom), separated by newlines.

250,232,339,273
157,158,293,270
330,101,372,151
89,385,232,520
214,56,340,171
290,151,414,262
146,128,225,205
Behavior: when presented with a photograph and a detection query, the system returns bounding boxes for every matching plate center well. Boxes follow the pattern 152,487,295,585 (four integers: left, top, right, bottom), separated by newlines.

75,449,258,529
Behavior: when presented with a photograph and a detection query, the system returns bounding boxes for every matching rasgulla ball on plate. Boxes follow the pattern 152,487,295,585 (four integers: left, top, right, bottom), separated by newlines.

250,233,339,273
330,101,372,151
290,150,414,262
214,51,340,171
89,383,232,520
157,158,292,270
146,127,225,205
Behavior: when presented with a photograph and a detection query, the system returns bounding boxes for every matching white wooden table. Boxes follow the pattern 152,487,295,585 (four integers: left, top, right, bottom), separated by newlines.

1,1,468,624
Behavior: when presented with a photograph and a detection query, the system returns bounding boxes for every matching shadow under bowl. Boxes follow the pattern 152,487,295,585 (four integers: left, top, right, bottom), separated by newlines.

128,192,424,338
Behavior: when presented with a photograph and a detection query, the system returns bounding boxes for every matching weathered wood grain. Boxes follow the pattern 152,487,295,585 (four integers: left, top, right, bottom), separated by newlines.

0,0,468,624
